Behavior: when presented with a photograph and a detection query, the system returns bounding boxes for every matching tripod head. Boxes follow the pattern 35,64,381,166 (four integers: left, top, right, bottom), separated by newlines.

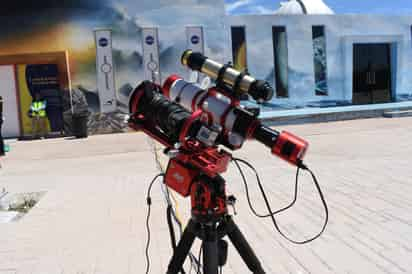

129,80,232,220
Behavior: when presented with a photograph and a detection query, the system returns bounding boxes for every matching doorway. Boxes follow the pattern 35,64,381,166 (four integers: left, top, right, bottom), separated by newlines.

0,51,70,138
353,43,392,105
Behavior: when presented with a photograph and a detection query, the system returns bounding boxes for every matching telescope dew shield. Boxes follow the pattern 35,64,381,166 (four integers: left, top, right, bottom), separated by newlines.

181,50,274,102
130,81,192,144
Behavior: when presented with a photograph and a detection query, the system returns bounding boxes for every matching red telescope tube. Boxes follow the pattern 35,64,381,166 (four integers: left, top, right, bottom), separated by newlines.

162,75,309,166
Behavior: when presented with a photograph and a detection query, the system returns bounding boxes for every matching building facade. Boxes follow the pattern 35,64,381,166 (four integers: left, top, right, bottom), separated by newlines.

1,0,412,137
227,15,412,107
0,0,226,137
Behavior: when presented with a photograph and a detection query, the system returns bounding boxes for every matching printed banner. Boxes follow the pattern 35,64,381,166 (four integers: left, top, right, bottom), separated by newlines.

94,29,117,113
142,27,161,85
186,26,204,54
186,26,205,83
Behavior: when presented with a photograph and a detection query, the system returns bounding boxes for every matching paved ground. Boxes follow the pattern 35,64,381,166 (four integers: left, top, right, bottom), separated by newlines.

1,117,412,274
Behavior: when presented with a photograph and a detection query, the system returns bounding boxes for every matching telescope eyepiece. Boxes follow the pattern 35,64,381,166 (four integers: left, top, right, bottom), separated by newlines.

249,80,274,102
182,50,206,71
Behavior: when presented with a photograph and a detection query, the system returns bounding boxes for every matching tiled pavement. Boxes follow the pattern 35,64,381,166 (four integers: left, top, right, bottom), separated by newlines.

0,117,412,274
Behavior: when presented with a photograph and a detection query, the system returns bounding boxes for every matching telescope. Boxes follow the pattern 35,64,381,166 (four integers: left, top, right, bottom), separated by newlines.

128,81,312,274
181,50,274,102
130,79,308,167
128,52,327,274
163,75,307,165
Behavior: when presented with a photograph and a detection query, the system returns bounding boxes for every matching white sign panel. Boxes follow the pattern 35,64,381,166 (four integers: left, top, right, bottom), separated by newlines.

186,26,204,54
0,65,20,138
94,29,117,113
142,28,161,85
186,26,205,83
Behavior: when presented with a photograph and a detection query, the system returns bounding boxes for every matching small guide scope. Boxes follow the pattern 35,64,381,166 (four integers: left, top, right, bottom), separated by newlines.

181,50,274,102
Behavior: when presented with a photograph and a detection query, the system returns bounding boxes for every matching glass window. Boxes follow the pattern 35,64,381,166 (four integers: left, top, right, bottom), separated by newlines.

312,25,328,96
272,26,289,98
231,26,248,71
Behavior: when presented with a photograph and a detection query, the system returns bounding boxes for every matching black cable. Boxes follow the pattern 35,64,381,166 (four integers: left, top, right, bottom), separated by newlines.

167,205,178,250
232,158,328,244
233,159,299,217
164,187,183,231
164,186,200,272
145,173,165,274
196,243,203,274
166,205,187,274
189,260,193,274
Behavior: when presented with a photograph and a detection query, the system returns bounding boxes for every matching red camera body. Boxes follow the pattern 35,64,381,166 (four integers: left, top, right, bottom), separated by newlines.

273,131,309,166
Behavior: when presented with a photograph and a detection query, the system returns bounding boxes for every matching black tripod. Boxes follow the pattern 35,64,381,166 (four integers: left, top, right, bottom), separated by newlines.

166,175,266,274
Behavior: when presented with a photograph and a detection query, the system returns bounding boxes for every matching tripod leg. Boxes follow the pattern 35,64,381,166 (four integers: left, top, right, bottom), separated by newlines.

225,217,266,274
167,219,197,274
202,225,219,274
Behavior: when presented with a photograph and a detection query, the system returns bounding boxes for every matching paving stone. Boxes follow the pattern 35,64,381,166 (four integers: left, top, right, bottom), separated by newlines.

0,117,411,273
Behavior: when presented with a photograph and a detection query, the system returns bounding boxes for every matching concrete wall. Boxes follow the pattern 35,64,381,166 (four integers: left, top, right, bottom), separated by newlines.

226,15,412,107
0,65,20,138
1,2,412,113
0,0,227,113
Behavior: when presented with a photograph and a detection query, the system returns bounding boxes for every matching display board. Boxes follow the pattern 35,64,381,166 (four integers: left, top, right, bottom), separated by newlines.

186,26,205,83
186,26,205,54
0,65,20,138
94,29,117,113
142,28,161,85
